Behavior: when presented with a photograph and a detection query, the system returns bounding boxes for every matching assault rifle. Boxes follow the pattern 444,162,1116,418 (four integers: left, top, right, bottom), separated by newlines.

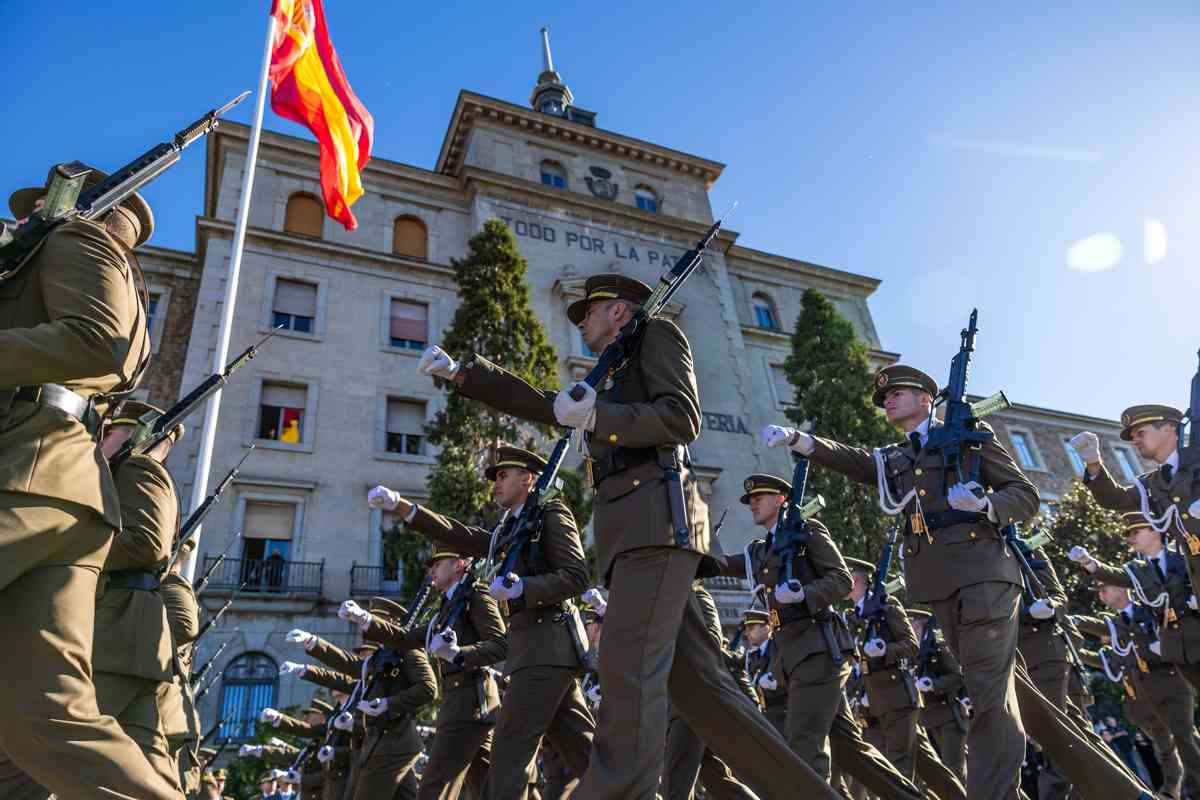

198,714,230,748
193,534,242,597
0,92,249,278
109,327,280,470
202,737,231,771
191,633,238,688
922,310,1011,494
194,581,247,644
195,673,222,702
860,524,900,645
1182,350,1200,472
916,616,968,732
486,440,570,585
166,447,255,572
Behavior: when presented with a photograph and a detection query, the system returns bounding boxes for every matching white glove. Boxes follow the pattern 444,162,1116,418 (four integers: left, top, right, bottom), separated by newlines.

960,697,973,713
338,599,373,630
859,693,870,708
317,745,335,763
490,573,524,601
553,382,597,430
431,628,461,662
757,672,778,691
332,711,354,731
585,683,602,705
287,769,302,783
267,737,288,749
1190,499,1200,518
259,707,282,725
774,580,805,605
1029,599,1056,620
418,345,458,380
279,661,308,677
1068,546,1098,573
761,424,813,454
1150,640,1162,656
239,744,263,757
864,638,887,658
947,481,988,513
272,769,289,780
285,629,317,650
1069,432,1101,464
367,485,400,511
1189,595,1198,611
582,588,607,615
358,698,388,717
916,676,934,693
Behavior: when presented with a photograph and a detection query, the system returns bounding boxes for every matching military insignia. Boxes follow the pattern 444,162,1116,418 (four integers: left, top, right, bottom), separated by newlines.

1121,413,1131,427
876,373,889,388
584,166,619,201
744,478,754,493
769,608,781,628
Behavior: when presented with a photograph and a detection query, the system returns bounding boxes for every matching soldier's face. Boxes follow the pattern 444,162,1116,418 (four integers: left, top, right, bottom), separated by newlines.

491,468,534,510
1131,422,1178,462
911,619,925,639
1098,584,1129,610
749,493,786,527
743,622,770,647
883,388,930,428
1125,527,1163,556
579,299,631,352
429,557,465,592
849,571,869,602
15,196,45,226
586,621,602,647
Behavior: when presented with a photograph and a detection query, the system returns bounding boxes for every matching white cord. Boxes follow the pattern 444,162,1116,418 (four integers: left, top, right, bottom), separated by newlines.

873,448,917,516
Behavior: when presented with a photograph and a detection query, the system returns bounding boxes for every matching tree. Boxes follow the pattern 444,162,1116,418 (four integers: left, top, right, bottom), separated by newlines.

1039,479,1127,615
385,219,560,599
782,289,897,562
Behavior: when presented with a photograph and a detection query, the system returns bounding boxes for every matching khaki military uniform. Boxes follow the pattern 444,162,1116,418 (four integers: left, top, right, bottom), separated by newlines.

0,217,177,798
403,498,596,798
159,571,202,795
458,317,841,800
915,623,969,783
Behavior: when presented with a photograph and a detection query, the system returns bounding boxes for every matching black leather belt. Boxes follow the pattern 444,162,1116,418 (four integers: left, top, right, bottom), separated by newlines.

589,445,657,486
105,569,160,591
15,384,102,437
908,510,989,533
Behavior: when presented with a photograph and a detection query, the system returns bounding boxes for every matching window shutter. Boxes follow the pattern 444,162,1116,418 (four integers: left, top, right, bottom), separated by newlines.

273,280,317,317
771,365,794,405
261,384,307,409
243,501,296,540
389,300,428,342
284,194,324,237
386,399,425,434
393,218,428,259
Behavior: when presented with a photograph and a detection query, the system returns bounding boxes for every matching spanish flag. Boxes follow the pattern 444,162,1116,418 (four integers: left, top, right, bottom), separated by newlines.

269,0,373,230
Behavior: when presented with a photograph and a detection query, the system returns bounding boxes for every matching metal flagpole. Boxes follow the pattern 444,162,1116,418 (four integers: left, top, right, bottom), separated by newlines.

183,12,278,580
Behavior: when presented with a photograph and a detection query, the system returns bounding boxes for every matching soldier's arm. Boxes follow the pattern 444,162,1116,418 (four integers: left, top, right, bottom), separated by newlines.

300,665,356,694
459,588,508,669
978,428,1040,526
1088,560,1133,589
160,574,201,645
260,744,299,767
1079,647,1104,670
0,221,143,389
884,600,919,664
802,521,853,611
1082,464,1141,511
514,503,589,611
806,436,880,486
387,648,438,718
456,355,558,427
362,615,425,652
1035,553,1069,609
106,458,177,570
407,505,490,559
308,637,364,675
1072,614,1110,640
273,714,323,740
931,643,965,694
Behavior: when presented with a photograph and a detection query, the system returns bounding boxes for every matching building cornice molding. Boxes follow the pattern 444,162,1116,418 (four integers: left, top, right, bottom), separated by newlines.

727,245,882,294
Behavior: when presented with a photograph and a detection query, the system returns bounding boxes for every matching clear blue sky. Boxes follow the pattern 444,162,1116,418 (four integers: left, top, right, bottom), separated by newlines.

4,3,1196,421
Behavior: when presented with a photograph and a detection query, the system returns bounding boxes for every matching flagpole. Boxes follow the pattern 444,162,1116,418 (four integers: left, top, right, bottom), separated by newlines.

183,12,277,581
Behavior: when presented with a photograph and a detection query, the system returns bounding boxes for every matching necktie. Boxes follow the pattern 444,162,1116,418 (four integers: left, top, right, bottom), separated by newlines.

1152,557,1167,585
1161,464,1175,483
1122,610,1131,625
909,432,922,455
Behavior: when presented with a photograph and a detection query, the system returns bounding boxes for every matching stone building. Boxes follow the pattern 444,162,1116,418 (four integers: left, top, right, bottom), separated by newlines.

133,245,204,408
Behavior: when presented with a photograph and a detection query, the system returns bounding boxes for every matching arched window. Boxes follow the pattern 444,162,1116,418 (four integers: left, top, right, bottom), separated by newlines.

540,161,567,189
393,216,428,260
218,652,278,740
284,193,324,238
634,185,659,213
751,293,780,330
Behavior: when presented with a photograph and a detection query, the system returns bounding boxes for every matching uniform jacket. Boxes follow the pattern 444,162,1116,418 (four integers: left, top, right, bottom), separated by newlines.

359,645,437,760
745,639,788,710
458,318,715,583
407,498,588,672
855,596,920,715
916,626,965,730
94,453,177,682
1085,461,1200,547
694,584,758,707
273,713,325,741
0,219,150,528
807,422,1039,602
717,517,854,673
160,571,201,744
1090,552,1200,665
1076,610,1185,706
1016,548,1069,670
301,664,356,694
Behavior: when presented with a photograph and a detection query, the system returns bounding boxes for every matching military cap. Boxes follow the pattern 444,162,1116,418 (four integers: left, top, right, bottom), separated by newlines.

428,545,466,565
1119,404,1183,441
1120,511,1156,536
485,445,547,481
9,163,154,248
741,608,772,626
740,473,791,505
906,608,932,621
845,557,875,578
258,772,276,784
369,596,405,620
566,273,652,325
872,365,938,408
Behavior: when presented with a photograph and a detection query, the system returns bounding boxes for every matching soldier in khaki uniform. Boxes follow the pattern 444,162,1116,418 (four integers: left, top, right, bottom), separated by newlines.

739,609,786,733
765,363,1155,800
159,542,203,796
909,610,969,784
419,273,840,799
259,699,332,799
363,445,595,799
716,474,927,800
0,168,180,799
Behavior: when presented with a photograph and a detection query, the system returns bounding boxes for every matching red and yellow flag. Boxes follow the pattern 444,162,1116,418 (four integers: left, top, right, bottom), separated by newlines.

269,0,373,230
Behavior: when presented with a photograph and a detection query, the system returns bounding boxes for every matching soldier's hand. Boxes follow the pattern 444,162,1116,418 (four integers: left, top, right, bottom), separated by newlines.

1150,640,1162,656
1190,595,1198,611
285,629,317,650
916,676,934,693
418,345,459,380
585,683,602,705
773,580,805,605
239,744,264,757
960,697,973,714
553,382,597,431
332,712,354,731
1190,499,1200,519
287,769,302,784
358,697,388,717
367,485,401,511
1068,432,1101,464
317,745,335,763
757,672,778,691
259,707,282,725
1028,599,1056,620
490,573,524,601
760,424,813,454
338,600,373,630
279,660,308,677
864,638,887,658
947,481,988,513
582,588,607,615
1068,546,1098,572
431,628,461,661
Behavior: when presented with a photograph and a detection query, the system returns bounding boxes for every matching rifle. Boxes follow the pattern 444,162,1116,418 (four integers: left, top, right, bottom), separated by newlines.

922,310,1011,494
194,581,246,644
198,714,230,748
109,327,280,469
289,741,316,773
486,439,571,586
0,91,250,277
859,524,900,644
195,673,222,702
1181,349,1200,472
437,558,482,635
193,534,242,597
201,737,231,771
191,631,238,688
166,447,255,572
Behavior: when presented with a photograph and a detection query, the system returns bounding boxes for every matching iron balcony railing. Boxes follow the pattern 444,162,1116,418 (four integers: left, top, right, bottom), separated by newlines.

201,556,324,596
349,563,404,597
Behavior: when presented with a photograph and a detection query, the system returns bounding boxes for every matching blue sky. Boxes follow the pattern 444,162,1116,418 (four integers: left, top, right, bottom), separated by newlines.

4,2,1196,421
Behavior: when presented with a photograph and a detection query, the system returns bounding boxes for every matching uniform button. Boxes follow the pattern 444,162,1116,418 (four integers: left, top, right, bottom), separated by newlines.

914,468,923,476
1175,496,1182,503
918,489,927,497
632,478,641,487
609,433,618,443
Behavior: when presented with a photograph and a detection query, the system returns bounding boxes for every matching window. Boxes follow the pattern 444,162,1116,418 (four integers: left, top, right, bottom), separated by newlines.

634,185,658,213
1062,436,1086,476
145,288,170,354
242,500,295,591
218,653,278,740
770,364,794,406
258,383,306,443
389,300,428,350
271,279,317,333
540,161,567,189
380,511,404,590
1008,430,1040,470
385,398,426,456
1112,446,1141,481
393,216,428,260
283,193,323,238
752,293,780,330
147,292,161,336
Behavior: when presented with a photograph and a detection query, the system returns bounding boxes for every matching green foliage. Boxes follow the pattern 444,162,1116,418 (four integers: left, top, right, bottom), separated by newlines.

222,704,306,799
1039,480,1128,614
782,289,897,561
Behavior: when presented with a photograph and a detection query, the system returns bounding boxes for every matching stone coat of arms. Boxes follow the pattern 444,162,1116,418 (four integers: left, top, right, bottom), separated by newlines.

585,166,619,200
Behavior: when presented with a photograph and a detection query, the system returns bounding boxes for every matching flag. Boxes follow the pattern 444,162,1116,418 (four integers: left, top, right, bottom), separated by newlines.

269,0,373,230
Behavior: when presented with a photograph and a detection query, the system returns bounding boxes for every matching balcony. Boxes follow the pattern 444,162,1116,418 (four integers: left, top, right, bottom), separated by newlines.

201,556,324,596
350,563,403,597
